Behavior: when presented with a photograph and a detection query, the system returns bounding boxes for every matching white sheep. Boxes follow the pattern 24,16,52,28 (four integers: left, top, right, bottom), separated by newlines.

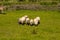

34,18,39,26
18,15,28,24
30,19,34,26
25,18,30,25
36,17,40,21
36,16,40,24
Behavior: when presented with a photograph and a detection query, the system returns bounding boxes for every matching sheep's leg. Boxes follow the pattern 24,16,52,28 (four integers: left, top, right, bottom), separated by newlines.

27,23,30,25
38,22,40,24
27,22,30,25
38,21,40,24
30,24,33,26
22,21,25,25
18,21,21,24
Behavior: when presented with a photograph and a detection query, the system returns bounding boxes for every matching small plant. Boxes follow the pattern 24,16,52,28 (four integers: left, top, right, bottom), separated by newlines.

32,29,37,34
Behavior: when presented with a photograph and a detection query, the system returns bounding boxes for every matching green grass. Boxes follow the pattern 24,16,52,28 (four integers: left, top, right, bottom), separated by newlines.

0,10,60,40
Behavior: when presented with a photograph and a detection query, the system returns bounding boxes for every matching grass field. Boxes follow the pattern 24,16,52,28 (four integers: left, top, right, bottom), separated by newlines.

0,10,60,40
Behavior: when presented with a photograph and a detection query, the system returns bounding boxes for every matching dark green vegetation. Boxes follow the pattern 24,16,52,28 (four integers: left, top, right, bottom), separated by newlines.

0,10,60,40
0,0,59,6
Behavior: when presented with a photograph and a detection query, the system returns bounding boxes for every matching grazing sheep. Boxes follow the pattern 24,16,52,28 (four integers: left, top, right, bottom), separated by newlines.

18,15,40,26
25,18,30,25
36,16,40,24
18,17,26,24
18,15,28,24
36,17,40,21
30,19,34,26
34,18,39,26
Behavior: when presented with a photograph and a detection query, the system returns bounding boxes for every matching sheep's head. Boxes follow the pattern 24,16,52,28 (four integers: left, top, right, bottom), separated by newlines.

36,16,40,20
24,15,28,18
26,18,29,20
36,16,40,18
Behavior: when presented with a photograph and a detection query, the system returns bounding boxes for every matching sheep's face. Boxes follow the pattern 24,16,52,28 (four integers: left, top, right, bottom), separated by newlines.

26,18,29,20
30,19,33,23
24,15,28,18
36,17,40,21
36,17,40,19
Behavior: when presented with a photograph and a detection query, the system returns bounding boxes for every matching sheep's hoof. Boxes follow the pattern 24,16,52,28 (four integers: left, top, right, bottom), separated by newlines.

22,23,25,25
35,24,38,26
38,22,40,24
18,22,21,24
30,24,33,26
27,23,30,25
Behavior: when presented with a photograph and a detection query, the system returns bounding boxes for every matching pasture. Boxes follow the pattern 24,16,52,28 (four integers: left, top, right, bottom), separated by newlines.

0,10,60,40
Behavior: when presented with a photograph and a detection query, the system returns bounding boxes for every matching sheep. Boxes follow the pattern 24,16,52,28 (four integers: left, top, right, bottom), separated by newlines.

18,15,40,26
25,18,30,25
18,15,28,24
34,18,39,26
30,19,34,26
36,16,40,24
18,17,26,24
